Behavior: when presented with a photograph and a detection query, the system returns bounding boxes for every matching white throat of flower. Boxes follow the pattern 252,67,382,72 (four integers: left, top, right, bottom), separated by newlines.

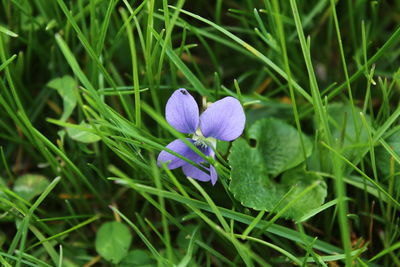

192,128,217,150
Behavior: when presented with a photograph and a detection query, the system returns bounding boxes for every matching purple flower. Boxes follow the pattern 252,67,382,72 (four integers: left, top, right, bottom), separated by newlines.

157,88,246,185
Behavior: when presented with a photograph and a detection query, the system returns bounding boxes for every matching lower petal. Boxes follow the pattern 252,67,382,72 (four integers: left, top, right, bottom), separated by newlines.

210,166,218,185
157,139,198,169
182,163,211,182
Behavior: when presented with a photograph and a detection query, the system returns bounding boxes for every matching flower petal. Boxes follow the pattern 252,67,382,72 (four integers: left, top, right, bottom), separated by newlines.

182,163,211,182
157,139,200,169
210,166,218,185
166,89,199,133
200,97,245,141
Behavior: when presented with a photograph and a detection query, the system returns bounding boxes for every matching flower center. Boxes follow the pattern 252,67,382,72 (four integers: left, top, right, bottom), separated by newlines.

194,138,208,149
192,128,217,151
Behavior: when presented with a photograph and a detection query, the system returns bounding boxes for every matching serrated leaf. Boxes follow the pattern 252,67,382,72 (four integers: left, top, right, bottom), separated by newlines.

13,174,50,201
228,119,326,220
95,222,132,264
66,121,101,143
279,168,327,218
47,75,77,122
248,118,313,177
216,140,230,156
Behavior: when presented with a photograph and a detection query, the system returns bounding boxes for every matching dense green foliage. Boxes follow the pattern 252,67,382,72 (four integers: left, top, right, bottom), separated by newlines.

0,0,399,266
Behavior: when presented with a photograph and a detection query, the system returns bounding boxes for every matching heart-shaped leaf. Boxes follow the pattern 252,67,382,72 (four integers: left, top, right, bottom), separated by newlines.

13,174,50,201
248,118,313,177
47,75,77,122
376,131,400,194
327,103,370,159
119,250,155,267
95,221,132,264
228,118,327,220
311,103,371,174
66,121,101,143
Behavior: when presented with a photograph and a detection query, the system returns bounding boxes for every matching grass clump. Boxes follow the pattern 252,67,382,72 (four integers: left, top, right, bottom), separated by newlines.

0,0,399,266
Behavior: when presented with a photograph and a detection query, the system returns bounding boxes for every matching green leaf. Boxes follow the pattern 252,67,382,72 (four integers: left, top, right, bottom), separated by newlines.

66,121,101,143
279,169,327,219
47,75,78,122
118,250,155,267
95,221,132,264
12,174,50,201
376,131,400,194
327,103,370,159
310,103,371,173
248,118,313,177
216,140,230,156
228,119,326,220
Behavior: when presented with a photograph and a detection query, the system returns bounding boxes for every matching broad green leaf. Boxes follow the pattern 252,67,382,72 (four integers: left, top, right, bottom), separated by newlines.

279,169,327,219
216,140,230,156
12,174,50,201
311,103,371,174
248,118,313,177
95,222,132,264
228,119,326,220
376,131,400,193
118,250,155,267
66,121,101,143
327,103,370,160
47,75,77,122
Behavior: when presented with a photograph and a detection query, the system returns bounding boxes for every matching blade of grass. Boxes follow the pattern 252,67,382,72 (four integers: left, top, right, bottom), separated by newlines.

289,1,352,264
111,180,343,254
169,6,312,103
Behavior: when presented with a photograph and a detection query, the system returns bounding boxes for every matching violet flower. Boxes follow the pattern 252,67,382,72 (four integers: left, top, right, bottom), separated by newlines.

157,88,246,185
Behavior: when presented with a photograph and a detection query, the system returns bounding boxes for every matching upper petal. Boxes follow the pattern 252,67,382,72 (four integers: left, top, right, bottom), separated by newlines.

166,89,199,133
157,139,200,169
200,97,246,141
